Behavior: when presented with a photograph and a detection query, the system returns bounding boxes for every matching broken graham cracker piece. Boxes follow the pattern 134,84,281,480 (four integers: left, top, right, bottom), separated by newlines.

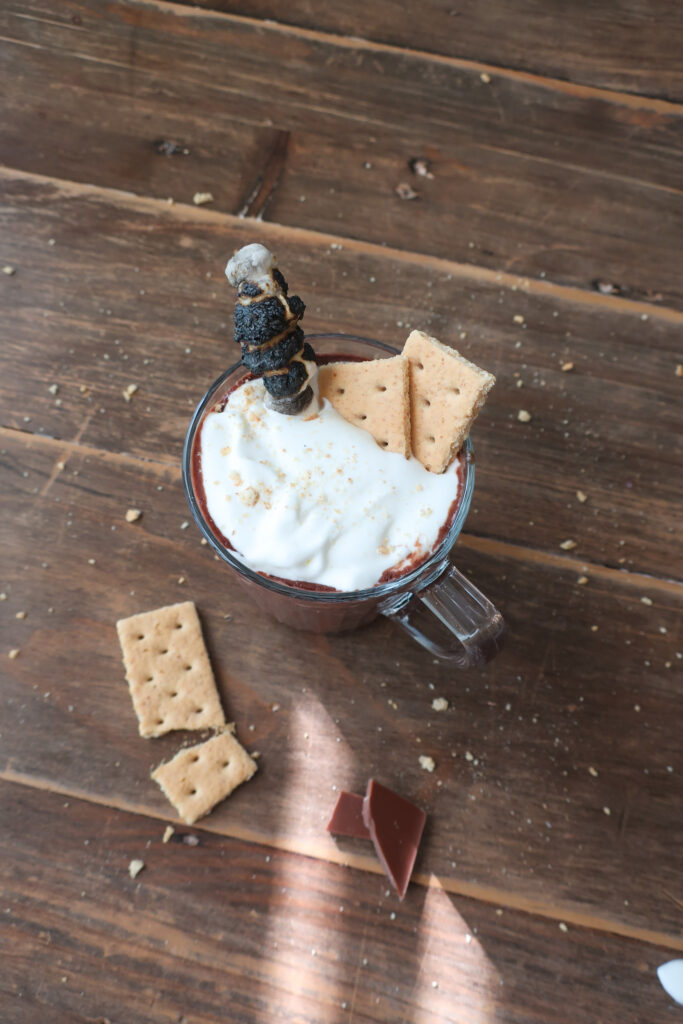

318,355,411,457
116,601,225,739
403,330,495,473
151,731,257,825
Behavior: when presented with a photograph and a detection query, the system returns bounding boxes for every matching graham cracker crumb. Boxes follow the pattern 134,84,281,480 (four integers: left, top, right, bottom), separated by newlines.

122,383,139,402
517,409,532,423
431,697,449,711
419,755,436,772
126,508,143,523
395,182,419,200
9,648,20,659
151,730,257,825
2,265,16,275
576,490,587,503
561,362,574,372
162,826,175,843
193,192,214,206
128,859,145,879
560,539,577,550
239,486,260,507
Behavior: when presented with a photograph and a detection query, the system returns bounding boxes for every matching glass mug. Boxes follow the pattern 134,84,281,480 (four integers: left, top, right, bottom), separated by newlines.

183,334,505,667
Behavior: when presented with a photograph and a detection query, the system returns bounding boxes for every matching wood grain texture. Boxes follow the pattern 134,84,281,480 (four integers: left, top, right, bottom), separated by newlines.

172,0,683,101
264,129,683,311
1,0,683,306
1,174,681,579
1,430,681,944
2,779,678,1024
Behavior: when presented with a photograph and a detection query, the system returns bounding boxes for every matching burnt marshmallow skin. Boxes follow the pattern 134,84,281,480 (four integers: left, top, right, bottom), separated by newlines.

196,244,463,591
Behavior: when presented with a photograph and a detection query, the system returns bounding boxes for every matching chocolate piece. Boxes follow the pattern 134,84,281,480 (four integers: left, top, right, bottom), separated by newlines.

326,791,371,840
362,779,426,900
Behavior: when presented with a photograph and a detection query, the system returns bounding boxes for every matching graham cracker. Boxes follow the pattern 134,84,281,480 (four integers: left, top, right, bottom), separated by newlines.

116,601,225,739
403,330,495,472
318,355,411,457
151,731,258,824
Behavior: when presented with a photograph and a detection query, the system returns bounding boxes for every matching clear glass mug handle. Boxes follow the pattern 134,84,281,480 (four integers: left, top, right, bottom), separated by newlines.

380,563,505,666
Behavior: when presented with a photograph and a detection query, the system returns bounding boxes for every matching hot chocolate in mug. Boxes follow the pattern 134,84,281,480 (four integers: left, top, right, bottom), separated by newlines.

183,334,505,666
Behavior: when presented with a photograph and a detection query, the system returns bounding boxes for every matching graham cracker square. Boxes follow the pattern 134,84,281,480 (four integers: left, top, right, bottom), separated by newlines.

116,601,225,739
403,330,495,472
318,355,411,457
151,731,258,824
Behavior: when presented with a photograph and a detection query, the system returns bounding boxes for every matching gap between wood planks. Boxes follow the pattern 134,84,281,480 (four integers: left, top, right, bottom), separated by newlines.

138,0,683,116
3,425,681,597
2,766,682,953
2,165,682,326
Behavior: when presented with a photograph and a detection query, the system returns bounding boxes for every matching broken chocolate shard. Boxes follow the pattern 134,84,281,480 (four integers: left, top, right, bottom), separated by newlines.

362,779,426,900
326,791,371,840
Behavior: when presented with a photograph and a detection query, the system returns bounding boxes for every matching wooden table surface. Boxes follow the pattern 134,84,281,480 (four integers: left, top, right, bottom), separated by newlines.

1,2,682,1021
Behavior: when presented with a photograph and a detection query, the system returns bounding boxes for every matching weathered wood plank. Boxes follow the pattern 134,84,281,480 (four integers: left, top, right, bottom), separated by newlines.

265,129,683,310
2,0,679,184
2,431,681,943
1,175,681,578
1,0,682,307
1,779,680,1024
173,0,683,101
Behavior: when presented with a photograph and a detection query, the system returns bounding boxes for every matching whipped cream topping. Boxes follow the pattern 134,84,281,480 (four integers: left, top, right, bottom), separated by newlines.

199,378,461,591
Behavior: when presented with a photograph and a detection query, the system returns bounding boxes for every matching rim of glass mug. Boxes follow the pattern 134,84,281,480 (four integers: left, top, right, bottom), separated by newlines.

182,333,475,603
